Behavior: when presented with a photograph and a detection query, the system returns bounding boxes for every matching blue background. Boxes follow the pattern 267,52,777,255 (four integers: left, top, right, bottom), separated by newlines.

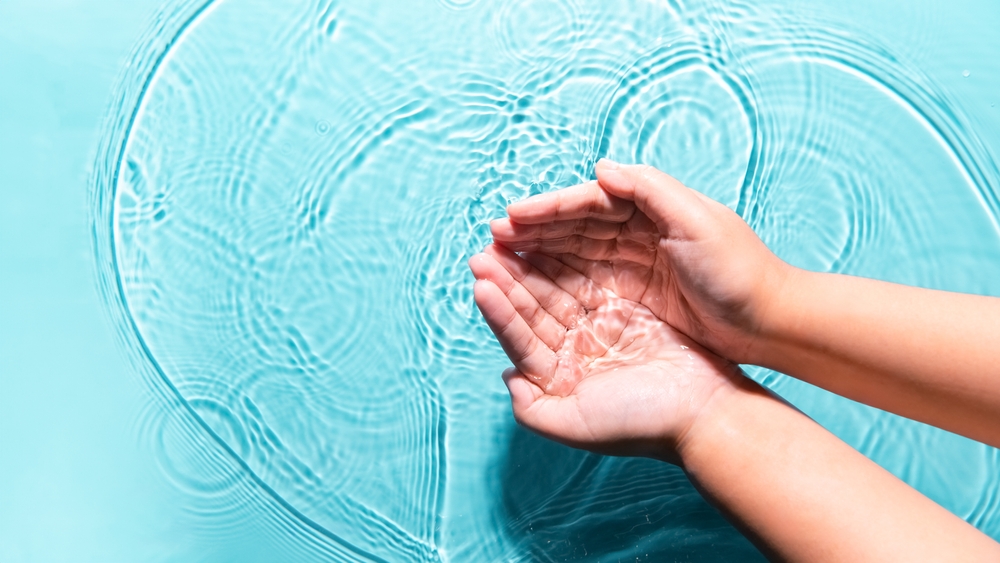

2,1,999,561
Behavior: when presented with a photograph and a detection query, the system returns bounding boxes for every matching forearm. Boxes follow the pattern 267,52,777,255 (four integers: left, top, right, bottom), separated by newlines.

753,268,1000,447
677,378,1000,562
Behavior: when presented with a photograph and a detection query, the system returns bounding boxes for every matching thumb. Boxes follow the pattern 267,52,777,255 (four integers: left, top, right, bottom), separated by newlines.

594,159,706,235
502,368,541,424
502,368,562,437
502,368,586,446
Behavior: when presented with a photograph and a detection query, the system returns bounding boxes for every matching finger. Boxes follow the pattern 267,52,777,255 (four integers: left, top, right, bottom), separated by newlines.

594,159,707,236
519,252,605,311
491,217,624,242
506,180,636,224
483,244,583,328
501,368,545,418
548,253,620,291
555,251,654,285
468,252,566,349
500,235,658,266
474,280,557,379
502,369,591,445
497,236,620,261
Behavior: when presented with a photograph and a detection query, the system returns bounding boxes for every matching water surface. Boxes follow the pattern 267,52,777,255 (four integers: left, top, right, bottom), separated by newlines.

91,0,1000,560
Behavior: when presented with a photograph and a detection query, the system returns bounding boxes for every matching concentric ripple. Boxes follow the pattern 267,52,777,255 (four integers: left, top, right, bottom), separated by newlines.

92,0,1000,560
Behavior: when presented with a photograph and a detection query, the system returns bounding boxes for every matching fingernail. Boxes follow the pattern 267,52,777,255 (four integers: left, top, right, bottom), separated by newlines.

597,157,619,170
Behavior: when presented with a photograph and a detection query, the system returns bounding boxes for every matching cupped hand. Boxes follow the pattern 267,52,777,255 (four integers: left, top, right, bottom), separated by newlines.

490,159,793,364
469,244,743,462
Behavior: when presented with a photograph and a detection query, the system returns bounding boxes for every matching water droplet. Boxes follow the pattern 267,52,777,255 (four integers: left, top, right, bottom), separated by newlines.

315,120,331,135
962,69,971,78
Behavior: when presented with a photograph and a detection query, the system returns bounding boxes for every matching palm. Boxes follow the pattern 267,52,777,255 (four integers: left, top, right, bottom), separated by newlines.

493,205,735,354
470,244,739,457
491,172,784,362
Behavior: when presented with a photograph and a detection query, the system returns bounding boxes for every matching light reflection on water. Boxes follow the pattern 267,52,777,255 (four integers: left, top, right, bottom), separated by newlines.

91,0,1000,560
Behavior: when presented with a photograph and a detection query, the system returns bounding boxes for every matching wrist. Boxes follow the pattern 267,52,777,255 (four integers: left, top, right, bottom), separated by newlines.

671,368,767,469
741,261,806,367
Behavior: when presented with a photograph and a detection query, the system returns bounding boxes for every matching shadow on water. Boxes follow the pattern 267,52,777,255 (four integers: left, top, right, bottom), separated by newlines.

499,425,764,562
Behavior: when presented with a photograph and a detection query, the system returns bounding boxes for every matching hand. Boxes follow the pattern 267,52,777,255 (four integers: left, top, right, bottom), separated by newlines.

490,159,793,364
469,244,743,462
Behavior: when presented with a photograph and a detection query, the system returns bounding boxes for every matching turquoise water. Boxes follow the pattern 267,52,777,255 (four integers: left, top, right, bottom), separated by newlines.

3,0,1000,560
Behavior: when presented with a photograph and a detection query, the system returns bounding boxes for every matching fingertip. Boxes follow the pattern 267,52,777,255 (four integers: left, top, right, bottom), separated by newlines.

505,197,531,217
595,157,620,171
472,279,499,318
594,160,630,193
472,279,498,310
468,253,491,277
490,218,513,239
507,191,557,223
472,248,518,283
472,276,495,294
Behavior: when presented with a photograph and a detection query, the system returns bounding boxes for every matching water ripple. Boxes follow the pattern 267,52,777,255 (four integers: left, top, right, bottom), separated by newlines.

492,0,584,65
92,0,1000,559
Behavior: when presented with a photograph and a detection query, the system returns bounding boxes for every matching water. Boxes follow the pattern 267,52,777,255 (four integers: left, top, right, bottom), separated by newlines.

10,0,994,560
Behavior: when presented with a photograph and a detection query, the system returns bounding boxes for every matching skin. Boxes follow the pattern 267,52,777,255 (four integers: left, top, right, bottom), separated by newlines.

469,244,742,462
472,159,1000,561
492,159,1000,448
